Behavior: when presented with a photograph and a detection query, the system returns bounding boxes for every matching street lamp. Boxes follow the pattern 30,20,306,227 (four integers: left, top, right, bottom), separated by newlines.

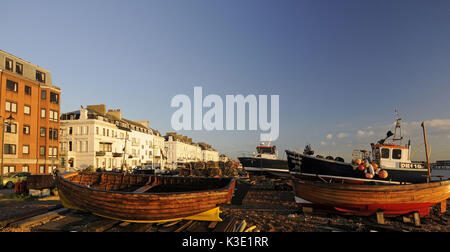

1,114,15,180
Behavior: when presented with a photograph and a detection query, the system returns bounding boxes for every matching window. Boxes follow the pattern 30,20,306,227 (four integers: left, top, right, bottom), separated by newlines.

5,123,17,134
41,90,47,100
40,127,46,137
381,148,390,159
5,101,17,113
39,146,45,156
25,85,31,95
5,58,13,71
3,166,15,175
48,128,58,140
53,129,58,140
39,165,45,174
36,70,46,83
6,80,18,92
50,92,59,104
49,147,58,158
69,141,73,151
4,144,16,154
22,165,29,172
16,62,23,75
69,127,73,135
24,105,31,115
23,125,30,135
41,108,46,118
22,145,29,155
392,149,402,160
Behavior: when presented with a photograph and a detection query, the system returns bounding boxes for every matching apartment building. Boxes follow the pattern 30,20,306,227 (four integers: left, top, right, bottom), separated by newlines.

0,50,61,175
164,133,219,165
60,105,164,172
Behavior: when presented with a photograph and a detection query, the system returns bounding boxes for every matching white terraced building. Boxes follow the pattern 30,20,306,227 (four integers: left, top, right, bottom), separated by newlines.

164,133,219,167
59,105,166,172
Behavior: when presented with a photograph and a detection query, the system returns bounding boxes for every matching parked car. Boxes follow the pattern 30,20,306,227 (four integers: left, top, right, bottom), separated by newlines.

1,172,31,189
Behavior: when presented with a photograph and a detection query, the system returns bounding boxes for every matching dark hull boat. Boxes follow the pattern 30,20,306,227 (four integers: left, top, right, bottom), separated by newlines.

286,150,429,184
56,172,235,222
238,157,289,176
238,142,289,176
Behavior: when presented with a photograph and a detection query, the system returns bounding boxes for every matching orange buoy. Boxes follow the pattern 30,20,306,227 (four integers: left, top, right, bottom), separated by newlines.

378,170,388,179
372,162,378,171
365,173,374,179
357,164,365,171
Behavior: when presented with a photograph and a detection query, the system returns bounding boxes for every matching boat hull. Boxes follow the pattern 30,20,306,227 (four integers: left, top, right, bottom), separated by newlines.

238,157,289,175
292,178,450,217
286,150,429,184
56,172,235,222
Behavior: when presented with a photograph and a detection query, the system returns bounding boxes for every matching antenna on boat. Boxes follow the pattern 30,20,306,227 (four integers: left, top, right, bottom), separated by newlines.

393,109,403,143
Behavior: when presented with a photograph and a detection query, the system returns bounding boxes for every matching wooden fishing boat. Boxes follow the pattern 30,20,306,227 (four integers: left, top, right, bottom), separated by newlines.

56,171,236,222
290,120,450,217
292,177,450,217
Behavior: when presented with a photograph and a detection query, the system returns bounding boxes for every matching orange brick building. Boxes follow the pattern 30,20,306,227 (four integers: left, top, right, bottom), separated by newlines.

0,50,61,175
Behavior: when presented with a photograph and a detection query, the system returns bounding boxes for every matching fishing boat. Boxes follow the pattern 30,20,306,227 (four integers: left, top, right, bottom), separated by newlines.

56,171,236,222
287,114,429,184
291,178,450,217
238,142,289,176
289,120,450,217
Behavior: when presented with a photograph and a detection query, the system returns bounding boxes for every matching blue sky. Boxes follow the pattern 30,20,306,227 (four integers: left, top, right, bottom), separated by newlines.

3,0,450,161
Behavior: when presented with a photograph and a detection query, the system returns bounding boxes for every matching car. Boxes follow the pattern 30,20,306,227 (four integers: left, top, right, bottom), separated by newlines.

1,172,31,189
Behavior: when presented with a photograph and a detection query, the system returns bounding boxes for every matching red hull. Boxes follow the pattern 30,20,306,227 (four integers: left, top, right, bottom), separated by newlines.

297,202,433,217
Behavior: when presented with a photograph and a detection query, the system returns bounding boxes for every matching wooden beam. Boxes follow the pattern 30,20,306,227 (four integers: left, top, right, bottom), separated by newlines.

134,184,157,193
10,208,69,228
440,200,447,214
413,212,421,227
376,210,385,225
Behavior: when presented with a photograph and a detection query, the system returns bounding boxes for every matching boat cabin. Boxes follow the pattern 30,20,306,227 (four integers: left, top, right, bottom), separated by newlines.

255,145,278,159
371,144,414,169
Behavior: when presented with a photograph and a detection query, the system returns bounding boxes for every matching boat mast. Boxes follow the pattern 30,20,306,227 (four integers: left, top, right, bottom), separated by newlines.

393,110,403,144
421,121,431,182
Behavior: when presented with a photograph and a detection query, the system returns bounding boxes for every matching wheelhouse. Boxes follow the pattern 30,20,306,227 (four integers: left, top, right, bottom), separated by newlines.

371,144,411,168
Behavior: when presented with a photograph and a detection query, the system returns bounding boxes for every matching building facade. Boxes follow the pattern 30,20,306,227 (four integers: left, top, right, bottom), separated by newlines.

164,133,219,166
0,50,61,175
60,105,165,172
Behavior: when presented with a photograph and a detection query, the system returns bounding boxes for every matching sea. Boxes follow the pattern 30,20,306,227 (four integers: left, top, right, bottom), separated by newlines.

431,169,450,180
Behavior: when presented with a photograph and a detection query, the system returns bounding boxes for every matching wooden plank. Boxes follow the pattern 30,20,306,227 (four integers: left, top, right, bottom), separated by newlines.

119,223,154,232
207,221,218,230
376,210,385,225
174,220,194,232
83,219,120,232
441,200,447,214
134,184,157,193
10,208,69,228
34,215,85,232
213,217,236,232
0,204,63,228
413,212,421,227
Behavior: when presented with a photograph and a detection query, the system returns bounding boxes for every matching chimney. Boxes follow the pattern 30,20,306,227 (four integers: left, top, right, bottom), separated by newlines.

107,109,122,120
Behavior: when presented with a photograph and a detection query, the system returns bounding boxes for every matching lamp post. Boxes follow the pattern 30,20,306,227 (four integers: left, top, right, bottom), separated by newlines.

1,114,15,180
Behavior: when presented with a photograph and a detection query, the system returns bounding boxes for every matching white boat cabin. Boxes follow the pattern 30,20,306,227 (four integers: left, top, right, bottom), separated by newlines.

371,144,413,169
254,144,278,160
